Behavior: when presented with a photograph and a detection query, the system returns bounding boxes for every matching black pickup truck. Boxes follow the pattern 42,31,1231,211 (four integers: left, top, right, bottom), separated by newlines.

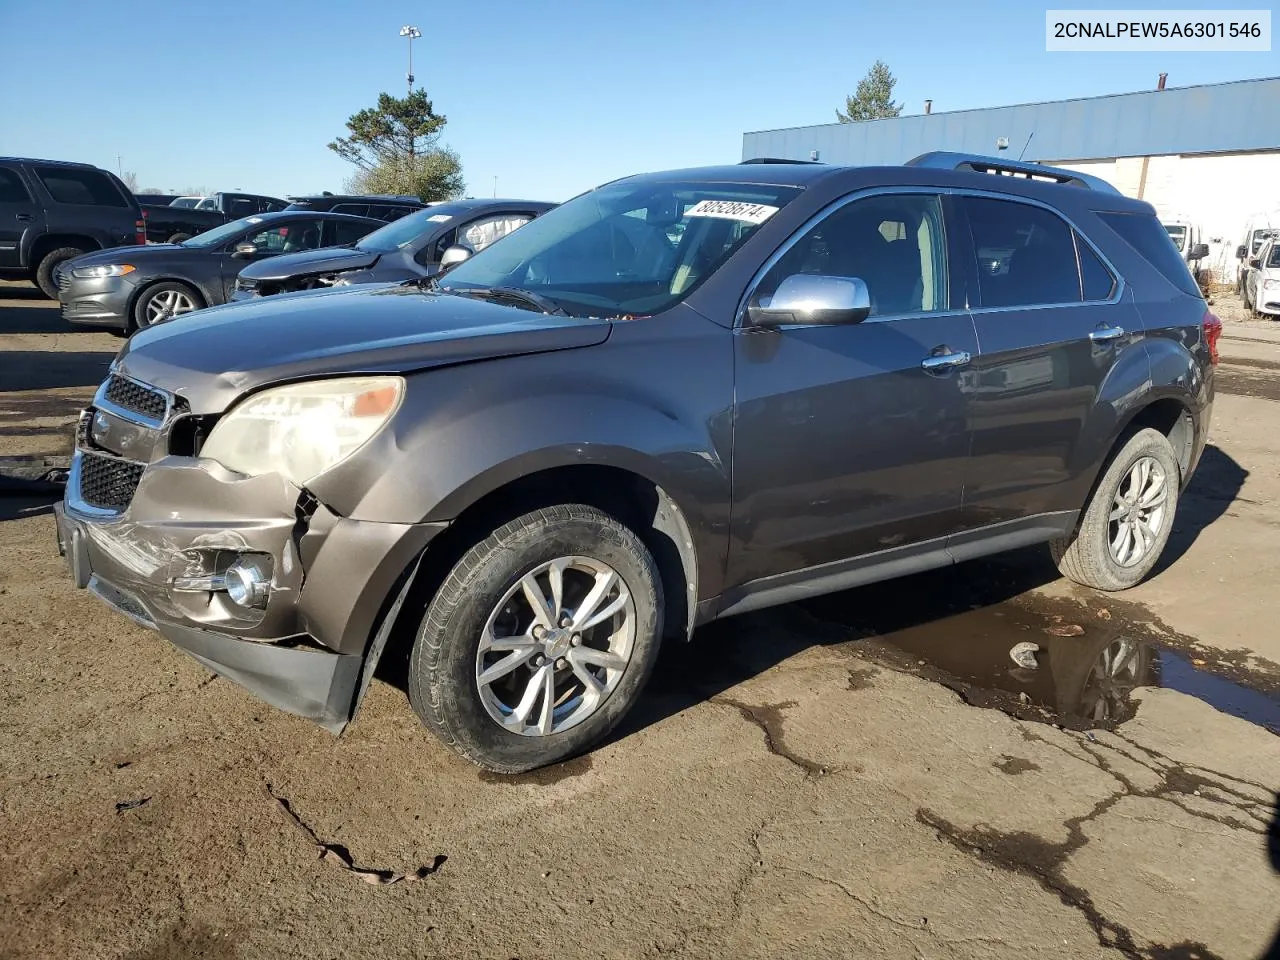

140,191,287,244
0,156,145,297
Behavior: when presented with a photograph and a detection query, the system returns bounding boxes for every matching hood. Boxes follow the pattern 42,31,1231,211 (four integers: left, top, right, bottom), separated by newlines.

114,284,612,413
69,244,188,267
237,246,379,282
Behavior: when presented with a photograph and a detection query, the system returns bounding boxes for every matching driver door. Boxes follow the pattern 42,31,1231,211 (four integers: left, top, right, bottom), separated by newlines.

219,217,326,301
727,191,978,595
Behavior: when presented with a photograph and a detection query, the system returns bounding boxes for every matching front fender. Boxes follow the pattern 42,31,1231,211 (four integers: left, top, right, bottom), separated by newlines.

307,312,735,600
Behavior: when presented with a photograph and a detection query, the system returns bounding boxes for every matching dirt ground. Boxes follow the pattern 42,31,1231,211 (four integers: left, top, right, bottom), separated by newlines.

1,280,1278,960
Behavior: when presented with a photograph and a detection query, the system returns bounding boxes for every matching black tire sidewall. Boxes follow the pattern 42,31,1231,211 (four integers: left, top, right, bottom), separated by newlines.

410,509,663,772
1079,429,1180,589
35,247,85,299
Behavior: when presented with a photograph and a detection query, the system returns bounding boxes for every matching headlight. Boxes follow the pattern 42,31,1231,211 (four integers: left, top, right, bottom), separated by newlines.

1264,279,1280,290
71,263,136,279
200,377,404,485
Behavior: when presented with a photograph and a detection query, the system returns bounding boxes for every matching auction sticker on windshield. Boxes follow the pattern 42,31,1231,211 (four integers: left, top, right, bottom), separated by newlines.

685,200,779,224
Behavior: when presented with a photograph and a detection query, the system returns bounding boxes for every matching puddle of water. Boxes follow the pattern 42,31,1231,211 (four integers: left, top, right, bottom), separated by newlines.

802,585,1280,736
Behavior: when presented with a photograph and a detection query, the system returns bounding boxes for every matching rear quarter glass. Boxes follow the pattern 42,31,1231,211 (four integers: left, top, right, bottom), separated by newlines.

1096,212,1202,298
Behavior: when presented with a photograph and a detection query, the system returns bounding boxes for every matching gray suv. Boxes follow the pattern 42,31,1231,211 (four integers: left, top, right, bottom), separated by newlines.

53,153,1219,773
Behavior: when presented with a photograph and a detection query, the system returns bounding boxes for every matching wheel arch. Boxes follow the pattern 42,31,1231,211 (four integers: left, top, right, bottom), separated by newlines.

29,233,100,267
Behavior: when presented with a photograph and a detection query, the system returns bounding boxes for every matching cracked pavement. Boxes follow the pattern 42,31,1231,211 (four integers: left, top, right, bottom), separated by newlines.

2,283,1279,958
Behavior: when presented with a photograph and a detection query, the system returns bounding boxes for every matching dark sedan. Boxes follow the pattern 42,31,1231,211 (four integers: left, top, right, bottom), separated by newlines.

55,211,383,332
229,198,554,301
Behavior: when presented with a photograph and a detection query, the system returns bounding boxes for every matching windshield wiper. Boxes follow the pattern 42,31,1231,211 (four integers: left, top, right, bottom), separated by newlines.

448,286,569,316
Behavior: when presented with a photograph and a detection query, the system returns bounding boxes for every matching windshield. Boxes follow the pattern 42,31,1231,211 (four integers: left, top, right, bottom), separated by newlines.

440,180,803,317
180,215,265,248
1268,246,1280,269
1164,225,1187,250
357,203,470,253
1251,229,1274,254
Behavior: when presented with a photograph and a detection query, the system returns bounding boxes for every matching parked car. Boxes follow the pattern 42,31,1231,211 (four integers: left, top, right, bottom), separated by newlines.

55,210,382,332
284,194,427,222
230,198,553,300
53,152,1217,773
1234,220,1278,294
0,156,145,297
140,191,288,245
1242,236,1280,317
1162,220,1209,284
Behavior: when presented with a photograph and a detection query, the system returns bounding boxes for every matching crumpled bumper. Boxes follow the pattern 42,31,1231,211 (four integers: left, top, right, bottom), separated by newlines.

55,454,444,732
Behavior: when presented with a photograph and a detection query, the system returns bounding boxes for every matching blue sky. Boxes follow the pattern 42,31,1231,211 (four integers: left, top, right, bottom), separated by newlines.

0,0,1275,202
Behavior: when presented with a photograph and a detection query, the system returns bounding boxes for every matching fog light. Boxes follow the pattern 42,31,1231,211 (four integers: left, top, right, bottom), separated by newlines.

225,561,271,609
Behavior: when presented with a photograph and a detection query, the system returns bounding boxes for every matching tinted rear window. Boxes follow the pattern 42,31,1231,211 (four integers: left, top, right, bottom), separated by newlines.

1097,212,1200,297
34,166,128,207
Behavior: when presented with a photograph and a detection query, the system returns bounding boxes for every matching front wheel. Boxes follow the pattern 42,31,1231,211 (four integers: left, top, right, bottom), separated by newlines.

1050,427,1180,591
408,505,663,773
133,281,203,330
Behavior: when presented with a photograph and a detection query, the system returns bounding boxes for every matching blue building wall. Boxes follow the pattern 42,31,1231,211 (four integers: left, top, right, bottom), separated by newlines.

742,77,1280,166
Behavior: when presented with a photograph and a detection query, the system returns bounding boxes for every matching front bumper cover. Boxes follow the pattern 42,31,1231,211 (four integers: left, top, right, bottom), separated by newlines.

56,454,443,732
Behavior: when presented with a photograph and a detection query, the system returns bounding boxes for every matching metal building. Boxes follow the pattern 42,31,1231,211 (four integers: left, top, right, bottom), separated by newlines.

742,77,1280,282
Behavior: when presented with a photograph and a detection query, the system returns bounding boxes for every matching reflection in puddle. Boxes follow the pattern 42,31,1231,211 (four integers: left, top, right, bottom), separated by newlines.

802,590,1280,735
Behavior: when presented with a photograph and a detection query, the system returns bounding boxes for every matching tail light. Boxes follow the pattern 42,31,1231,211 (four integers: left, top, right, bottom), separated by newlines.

1202,309,1222,366
135,214,147,246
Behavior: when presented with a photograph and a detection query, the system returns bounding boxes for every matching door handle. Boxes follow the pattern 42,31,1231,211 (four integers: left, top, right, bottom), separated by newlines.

15,213,33,223
1088,325,1126,343
921,350,972,372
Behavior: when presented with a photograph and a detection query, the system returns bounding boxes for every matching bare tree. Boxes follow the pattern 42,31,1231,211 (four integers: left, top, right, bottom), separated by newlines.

120,170,139,192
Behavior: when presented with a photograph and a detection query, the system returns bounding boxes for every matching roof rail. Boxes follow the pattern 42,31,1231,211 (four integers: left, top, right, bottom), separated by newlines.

739,157,824,165
905,151,1121,195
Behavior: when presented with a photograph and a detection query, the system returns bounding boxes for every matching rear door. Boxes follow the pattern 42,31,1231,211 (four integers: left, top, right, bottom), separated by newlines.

728,190,978,591
952,193,1139,547
0,163,41,269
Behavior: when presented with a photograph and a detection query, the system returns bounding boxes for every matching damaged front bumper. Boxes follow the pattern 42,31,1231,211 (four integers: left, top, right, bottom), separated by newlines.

55,442,443,733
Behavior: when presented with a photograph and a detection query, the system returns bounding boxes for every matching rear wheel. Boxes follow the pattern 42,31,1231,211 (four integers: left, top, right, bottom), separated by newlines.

1050,428,1180,591
133,281,203,330
165,232,192,244
407,504,663,773
35,246,86,299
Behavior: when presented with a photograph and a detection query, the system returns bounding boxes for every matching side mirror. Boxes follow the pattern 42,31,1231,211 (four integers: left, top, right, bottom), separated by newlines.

1189,243,1209,260
748,274,871,327
439,244,473,271
1236,245,1248,259
231,241,259,259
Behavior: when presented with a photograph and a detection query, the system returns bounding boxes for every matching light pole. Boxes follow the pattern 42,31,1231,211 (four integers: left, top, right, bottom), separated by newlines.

493,176,497,198
399,25,421,96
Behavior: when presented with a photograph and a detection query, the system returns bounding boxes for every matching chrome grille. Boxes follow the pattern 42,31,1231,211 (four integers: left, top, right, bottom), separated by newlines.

103,374,168,422
77,451,145,512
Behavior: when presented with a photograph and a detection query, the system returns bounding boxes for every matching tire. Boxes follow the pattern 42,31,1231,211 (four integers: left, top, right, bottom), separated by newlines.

166,233,191,244
132,281,204,330
408,504,663,773
34,246,86,299
1050,427,1180,592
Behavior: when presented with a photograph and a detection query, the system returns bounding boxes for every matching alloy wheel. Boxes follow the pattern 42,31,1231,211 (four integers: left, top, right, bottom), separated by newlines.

475,556,636,737
144,289,196,325
1108,456,1169,568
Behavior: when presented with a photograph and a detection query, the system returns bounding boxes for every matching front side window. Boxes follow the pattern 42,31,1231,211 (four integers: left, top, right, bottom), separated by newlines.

1164,225,1188,251
458,214,534,253
196,196,219,210
964,197,1080,308
246,219,325,253
441,180,802,317
1267,244,1280,269
33,166,127,207
754,193,948,318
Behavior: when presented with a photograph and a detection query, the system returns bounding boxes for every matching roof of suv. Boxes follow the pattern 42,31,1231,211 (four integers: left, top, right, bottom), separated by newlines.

1,156,111,170
623,153,1152,215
